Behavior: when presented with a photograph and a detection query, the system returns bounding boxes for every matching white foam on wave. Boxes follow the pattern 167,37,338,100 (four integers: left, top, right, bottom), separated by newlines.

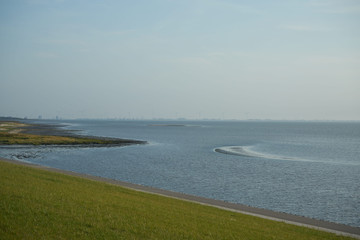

214,146,360,165
214,146,304,162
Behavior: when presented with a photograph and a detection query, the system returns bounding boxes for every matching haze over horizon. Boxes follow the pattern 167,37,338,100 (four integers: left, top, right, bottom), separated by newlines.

1,0,359,120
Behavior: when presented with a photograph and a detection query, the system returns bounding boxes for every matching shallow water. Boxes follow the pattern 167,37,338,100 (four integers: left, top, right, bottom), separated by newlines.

1,120,359,227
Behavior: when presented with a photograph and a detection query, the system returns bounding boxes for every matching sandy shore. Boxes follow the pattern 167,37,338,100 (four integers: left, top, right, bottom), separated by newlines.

0,157,359,239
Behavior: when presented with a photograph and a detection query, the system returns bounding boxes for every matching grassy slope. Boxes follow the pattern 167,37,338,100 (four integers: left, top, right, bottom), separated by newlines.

0,161,354,240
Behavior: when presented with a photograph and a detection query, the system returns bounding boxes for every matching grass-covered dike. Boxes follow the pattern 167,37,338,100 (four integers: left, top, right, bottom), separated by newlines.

0,160,355,239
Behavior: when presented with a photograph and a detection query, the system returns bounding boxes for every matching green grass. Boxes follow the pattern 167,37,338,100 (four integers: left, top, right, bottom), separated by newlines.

0,161,355,239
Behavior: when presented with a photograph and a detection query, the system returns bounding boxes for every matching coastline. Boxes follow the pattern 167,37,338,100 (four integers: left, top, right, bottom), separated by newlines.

1,120,359,238
1,157,359,239
0,120,146,147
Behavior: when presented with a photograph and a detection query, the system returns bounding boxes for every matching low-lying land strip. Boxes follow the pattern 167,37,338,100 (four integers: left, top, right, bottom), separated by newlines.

0,159,357,239
0,121,145,146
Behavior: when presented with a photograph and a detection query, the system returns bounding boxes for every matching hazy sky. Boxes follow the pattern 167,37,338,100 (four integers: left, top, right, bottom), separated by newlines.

1,0,359,120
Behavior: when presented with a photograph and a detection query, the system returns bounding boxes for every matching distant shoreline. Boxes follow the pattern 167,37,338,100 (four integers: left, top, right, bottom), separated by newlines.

0,120,147,147
148,124,187,127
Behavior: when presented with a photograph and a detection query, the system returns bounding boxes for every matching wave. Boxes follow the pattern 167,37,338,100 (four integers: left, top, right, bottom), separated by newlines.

214,146,303,161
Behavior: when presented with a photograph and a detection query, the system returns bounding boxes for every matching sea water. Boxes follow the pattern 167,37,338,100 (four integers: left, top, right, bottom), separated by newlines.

1,120,359,227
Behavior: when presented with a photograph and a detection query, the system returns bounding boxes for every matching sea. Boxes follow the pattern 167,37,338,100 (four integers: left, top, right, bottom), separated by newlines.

1,119,359,227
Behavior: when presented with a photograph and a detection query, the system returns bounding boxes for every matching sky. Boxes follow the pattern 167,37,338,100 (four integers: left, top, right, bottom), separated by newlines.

0,0,359,120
